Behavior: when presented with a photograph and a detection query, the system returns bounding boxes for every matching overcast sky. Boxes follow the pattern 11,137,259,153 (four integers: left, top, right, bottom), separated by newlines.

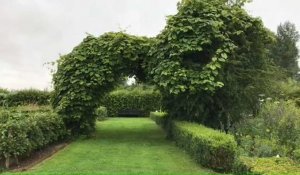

0,0,299,90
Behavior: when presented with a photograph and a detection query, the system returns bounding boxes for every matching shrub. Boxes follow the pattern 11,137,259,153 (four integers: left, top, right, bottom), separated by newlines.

241,157,300,175
5,89,51,106
150,112,237,172
0,93,8,107
102,86,162,117
11,104,52,113
150,111,167,126
150,112,173,137
96,106,108,121
273,79,300,107
0,89,9,107
292,149,300,162
0,109,67,168
235,100,300,157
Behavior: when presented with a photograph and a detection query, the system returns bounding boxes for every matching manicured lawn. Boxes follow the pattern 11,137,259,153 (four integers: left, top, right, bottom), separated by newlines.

16,118,216,174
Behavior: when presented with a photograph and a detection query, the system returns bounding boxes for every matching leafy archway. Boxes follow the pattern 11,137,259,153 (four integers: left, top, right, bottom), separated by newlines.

52,0,275,134
52,33,153,134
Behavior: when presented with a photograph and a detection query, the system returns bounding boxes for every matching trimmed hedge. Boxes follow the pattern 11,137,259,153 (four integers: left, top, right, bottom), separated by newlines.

151,112,238,173
0,109,67,168
102,87,162,117
173,122,238,172
96,106,108,121
5,89,51,106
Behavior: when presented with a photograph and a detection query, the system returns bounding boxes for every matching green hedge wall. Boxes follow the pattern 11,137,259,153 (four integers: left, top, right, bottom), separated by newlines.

102,87,162,117
0,109,67,168
5,89,51,106
150,112,238,173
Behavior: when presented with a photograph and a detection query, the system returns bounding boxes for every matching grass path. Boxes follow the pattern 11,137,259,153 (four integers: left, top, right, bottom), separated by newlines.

27,118,215,174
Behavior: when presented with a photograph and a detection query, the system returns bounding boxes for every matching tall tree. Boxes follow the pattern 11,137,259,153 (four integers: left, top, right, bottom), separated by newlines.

272,22,300,77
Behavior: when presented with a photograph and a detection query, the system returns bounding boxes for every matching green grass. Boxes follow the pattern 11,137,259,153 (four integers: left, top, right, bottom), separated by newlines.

9,118,216,175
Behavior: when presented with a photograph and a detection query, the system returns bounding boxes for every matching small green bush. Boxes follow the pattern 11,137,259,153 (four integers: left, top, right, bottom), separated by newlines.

102,86,162,117
96,106,108,120
5,89,51,106
150,112,237,172
0,109,67,168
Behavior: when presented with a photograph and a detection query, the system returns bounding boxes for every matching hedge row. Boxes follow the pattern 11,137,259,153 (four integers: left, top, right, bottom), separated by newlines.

102,87,162,117
150,112,238,173
0,89,51,107
0,109,67,168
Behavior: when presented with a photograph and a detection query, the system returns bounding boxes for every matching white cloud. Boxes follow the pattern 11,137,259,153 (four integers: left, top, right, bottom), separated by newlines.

0,0,179,90
0,0,299,90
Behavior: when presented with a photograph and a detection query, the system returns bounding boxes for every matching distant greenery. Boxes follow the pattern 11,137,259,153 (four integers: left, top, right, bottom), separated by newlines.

0,88,9,94
101,85,162,117
273,79,300,107
271,21,299,77
95,106,107,120
0,89,51,107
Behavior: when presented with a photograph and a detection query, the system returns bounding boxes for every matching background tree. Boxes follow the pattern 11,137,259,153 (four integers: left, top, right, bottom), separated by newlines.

271,21,300,77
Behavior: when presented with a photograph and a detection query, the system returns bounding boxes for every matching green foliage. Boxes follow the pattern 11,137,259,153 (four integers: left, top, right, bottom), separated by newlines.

102,86,162,117
271,21,299,77
0,109,67,168
0,88,9,94
52,32,153,134
52,0,279,134
241,157,300,175
95,106,107,120
150,111,168,124
147,0,278,127
0,93,8,107
5,89,51,106
148,0,237,95
150,112,171,136
234,101,300,157
9,104,52,113
273,79,300,107
292,149,300,162
0,88,9,107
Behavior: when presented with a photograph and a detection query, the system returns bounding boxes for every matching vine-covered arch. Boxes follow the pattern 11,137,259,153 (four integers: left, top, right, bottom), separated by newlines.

52,0,273,134
52,33,153,134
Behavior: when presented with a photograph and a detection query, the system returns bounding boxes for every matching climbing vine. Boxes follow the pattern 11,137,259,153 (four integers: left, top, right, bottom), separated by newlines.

52,33,153,134
52,0,276,134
